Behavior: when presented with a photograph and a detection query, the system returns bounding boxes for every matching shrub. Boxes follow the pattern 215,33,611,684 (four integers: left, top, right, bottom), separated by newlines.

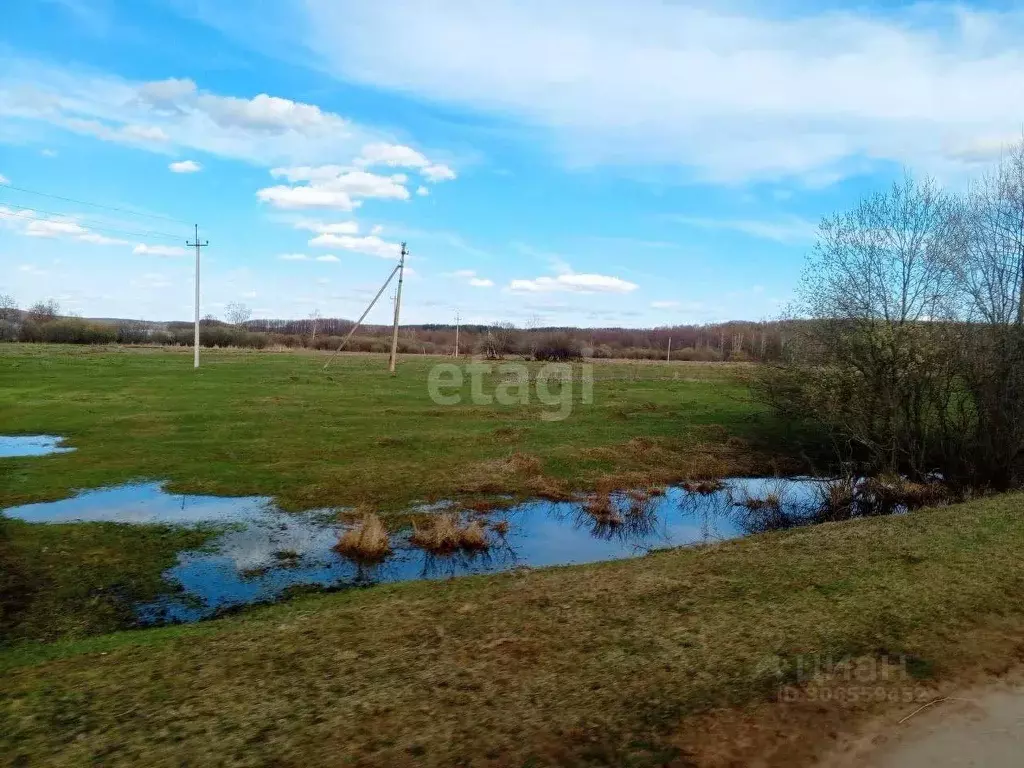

533,333,583,362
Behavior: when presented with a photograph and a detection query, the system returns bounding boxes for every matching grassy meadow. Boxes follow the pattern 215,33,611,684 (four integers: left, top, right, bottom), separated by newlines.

7,344,1024,765
0,344,802,512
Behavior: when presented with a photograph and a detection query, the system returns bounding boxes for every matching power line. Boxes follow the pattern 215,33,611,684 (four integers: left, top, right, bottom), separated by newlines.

0,183,191,225
0,204,187,242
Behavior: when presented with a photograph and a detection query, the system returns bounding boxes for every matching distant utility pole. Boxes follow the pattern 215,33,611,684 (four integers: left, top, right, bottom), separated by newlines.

454,310,460,357
388,242,407,374
186,224,209,369
667,336,672,362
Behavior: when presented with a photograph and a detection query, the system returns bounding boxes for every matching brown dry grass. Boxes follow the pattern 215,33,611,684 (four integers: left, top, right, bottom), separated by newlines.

491,520,510,536
410,513,490,553
333,513,391,562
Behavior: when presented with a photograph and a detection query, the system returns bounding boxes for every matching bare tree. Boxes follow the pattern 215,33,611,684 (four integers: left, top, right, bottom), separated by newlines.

755,175,966,480
27,299,60,324
225,302,252,326
0,294,17,322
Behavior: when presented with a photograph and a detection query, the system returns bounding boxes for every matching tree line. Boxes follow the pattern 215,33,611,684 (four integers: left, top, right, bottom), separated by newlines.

0,296,791,361
755,141,1024,494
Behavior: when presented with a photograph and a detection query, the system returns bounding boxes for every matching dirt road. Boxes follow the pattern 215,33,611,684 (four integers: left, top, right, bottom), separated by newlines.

825,680,1024,767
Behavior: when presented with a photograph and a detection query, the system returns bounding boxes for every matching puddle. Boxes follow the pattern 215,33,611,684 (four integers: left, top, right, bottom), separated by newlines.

1,478,826,624
0,435,74,458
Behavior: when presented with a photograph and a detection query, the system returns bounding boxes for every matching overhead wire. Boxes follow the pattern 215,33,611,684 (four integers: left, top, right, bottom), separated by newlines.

0,183,192,225
0,202,189,243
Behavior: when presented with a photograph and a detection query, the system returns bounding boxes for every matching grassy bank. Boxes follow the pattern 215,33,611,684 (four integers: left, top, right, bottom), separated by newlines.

0,345,804,511
4,493,1024,766
0,517,216,644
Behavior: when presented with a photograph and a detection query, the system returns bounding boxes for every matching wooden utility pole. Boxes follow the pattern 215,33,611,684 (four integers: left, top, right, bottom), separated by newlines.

388,242,407,374
322,263,400,370
666,336,672,362
454,311,460,357
186,224,209,369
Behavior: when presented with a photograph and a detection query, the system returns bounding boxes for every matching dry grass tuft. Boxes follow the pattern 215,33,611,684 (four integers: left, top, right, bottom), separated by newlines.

334,513,392,562
411,513,490,553
410,513,463,553
460,520,489,551
491,520,510,536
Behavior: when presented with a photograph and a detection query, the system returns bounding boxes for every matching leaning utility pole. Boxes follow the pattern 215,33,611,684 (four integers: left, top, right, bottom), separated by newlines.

454,310,460,357
666,336,672,362
388,242,407,374
186,224,209,369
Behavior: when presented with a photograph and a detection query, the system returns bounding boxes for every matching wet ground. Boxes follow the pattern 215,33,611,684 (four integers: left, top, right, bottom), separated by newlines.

0,435,74,458
2,478,825,624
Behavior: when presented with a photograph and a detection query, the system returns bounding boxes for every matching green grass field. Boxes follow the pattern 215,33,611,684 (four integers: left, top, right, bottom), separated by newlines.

11,345,1022,765
0,344,798,511
4,490,1024,766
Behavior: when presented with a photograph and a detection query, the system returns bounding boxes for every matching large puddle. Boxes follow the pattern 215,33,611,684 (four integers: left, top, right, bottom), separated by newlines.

0,435,74,458
2,478,825,624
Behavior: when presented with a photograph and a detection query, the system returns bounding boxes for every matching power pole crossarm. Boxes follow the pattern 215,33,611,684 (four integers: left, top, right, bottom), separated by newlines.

186,224,209,369
388,243,407,374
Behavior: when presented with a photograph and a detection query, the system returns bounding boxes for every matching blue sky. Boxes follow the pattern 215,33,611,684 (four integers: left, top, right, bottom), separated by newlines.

1,0,1021,327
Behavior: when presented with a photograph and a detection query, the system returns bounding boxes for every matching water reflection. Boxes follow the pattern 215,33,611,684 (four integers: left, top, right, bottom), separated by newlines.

2,477,826,624
0,435,74,458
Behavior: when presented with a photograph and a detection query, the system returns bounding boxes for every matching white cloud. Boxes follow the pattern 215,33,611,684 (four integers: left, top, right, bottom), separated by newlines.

258,169,408,210
270,164,350,183
450,268,494,288
0,173,8,184
308,233,402,259
133,244,188,257
0,65,379,168
370,224,383,235
315,254,340,262
509,272,638,294
279,253,310,261
41,149,57,158
293,219,359,235
256,185,359,210
355,142,430,168
670,215,818,244
169,159,202,173
298,1,1024,183
422,163,456,182
416,185,429,196
650,300,680,309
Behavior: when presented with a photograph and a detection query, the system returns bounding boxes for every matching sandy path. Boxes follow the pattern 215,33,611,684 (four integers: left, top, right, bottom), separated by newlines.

825,680,1024,767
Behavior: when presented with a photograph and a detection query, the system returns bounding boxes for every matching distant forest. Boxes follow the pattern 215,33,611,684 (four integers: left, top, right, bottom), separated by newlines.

0,296,787,361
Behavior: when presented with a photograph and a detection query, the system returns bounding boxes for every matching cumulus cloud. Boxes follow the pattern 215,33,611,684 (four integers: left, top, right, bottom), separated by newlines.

258,169,408,210
297,0,1024,183
169,159,202,173
509,272,638,294
0,173,8,184
133,244,188,257
315,254,340,262
416,185,429,196
308,233,402,259
256,185,359,210
279,253,310,261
